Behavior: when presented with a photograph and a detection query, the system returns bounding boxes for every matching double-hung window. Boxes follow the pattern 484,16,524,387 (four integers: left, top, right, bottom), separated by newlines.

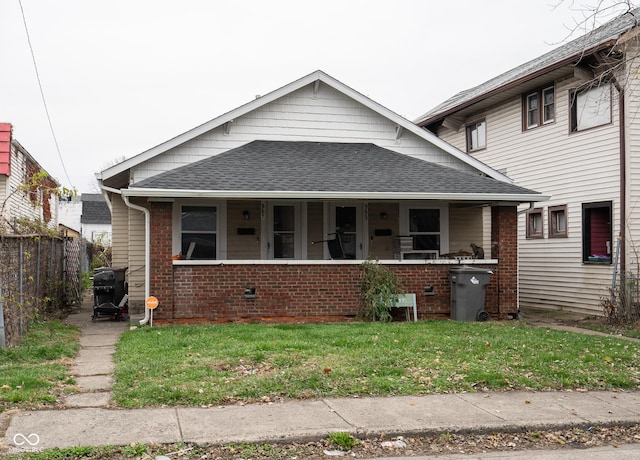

181,205,217,259
526,208,543,239
548,205,567,238
524,85,555,129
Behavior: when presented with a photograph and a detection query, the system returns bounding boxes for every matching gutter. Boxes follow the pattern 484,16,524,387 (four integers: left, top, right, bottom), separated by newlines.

99,183,152,326
123,188,550,203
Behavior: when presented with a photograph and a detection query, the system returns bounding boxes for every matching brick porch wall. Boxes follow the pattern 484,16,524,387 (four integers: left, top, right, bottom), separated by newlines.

149,202,518,322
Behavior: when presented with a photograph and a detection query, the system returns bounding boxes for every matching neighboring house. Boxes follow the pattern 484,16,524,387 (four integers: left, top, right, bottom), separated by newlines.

80,193,112,243
0,123,60,233
97,71,547,322
415,10,640,315
58,223,80,239
58,194,81,236
59,193,113,243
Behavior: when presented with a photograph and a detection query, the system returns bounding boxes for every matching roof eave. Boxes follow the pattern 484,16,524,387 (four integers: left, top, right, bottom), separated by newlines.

122,187,549,203
415,39,619,126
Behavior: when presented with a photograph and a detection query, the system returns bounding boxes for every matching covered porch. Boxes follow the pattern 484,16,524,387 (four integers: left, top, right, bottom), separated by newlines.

143,198,517,323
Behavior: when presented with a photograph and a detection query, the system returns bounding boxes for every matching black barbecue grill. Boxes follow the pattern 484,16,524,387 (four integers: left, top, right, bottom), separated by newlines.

92,267,128,321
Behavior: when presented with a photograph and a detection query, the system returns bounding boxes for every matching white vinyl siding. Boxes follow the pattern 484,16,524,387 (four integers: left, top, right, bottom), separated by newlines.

448,206,484,255
1,142,58,229
132,84,480,183
127,201,146,309
625,51,640,276
436,76,621,314
110,195,129,269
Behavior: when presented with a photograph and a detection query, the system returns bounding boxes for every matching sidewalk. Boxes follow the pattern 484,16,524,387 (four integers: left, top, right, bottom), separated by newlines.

4,389,640,450
2,304,640,451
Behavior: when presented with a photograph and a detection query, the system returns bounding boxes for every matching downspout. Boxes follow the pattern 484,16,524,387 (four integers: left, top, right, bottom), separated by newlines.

619,87,626,277
99,184,151,325
612,79,626,276
517,202,536,215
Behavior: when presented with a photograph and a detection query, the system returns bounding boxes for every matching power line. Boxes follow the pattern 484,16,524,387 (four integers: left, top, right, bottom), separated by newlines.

18,0,74,189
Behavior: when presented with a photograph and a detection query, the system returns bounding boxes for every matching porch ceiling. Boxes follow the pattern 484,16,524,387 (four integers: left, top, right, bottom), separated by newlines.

125,140,548,203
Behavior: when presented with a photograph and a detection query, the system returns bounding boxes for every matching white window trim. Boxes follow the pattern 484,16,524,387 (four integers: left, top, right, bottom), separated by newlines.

172,199,227,260
542,86,555,124
399,203,449,254
324,202,368,260
526,93,539,129
261,201,307,260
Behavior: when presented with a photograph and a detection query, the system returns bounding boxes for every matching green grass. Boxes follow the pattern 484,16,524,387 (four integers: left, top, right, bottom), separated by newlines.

0,320,80,412
112,321,640,408
580,322,640,339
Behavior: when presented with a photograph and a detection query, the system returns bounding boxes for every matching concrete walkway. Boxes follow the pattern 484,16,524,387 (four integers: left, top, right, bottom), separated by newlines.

2,304,640,453
61,299,129,408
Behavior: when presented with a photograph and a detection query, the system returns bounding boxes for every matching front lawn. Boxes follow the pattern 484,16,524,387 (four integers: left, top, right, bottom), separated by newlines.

113,321,640,408
0,320,80,412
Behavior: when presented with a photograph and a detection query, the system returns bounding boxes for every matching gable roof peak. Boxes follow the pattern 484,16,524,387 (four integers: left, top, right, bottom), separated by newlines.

98,70,511,186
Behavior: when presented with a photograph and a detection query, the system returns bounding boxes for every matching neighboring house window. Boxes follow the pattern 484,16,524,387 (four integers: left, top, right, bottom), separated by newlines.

181,205,217,259
466,119,486,152
548,205,568,238
582,201,612,263
526,208,543,239
524,85,555,129
409,208,440,253
570,83,612,132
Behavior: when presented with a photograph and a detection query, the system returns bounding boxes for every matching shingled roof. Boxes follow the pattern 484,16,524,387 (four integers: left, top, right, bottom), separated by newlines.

81,193,111,224
415,8,640,125
129,140,541,201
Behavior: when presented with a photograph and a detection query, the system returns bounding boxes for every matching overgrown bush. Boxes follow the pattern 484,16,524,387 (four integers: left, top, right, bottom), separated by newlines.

88,232,112,269
359,260,403,322
601,271,640,324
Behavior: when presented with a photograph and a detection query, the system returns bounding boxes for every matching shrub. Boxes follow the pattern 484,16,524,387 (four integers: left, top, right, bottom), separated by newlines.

359,260,403,322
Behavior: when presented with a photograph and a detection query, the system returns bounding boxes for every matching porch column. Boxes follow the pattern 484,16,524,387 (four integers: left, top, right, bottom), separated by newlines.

491,205,518,318
149,202,174,320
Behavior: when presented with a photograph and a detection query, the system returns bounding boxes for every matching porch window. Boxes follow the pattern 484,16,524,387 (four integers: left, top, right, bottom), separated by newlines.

466,119,486,152
548,205,567,238
582,201,612,263
526,208,543,239
181,206,217,259
523,85,555,130
409,208,440,252
570,83,611,132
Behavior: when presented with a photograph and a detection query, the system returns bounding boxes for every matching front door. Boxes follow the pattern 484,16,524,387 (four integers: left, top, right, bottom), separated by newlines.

329,204,363,259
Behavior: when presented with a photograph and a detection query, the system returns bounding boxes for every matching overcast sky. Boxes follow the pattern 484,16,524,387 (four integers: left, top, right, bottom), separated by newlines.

0,0,629,192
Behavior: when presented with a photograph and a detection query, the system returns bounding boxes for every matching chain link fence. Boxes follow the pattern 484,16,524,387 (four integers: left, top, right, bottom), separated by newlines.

0,235,86,348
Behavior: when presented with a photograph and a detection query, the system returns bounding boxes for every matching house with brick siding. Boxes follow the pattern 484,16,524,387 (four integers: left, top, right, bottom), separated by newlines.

97,71,547,323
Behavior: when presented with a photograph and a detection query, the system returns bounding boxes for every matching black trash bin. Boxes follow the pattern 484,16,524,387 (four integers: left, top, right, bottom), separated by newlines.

449,266,493,322
92,267,128,321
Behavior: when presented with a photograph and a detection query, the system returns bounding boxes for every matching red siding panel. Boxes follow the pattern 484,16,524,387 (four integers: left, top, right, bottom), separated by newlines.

0,123,11,176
